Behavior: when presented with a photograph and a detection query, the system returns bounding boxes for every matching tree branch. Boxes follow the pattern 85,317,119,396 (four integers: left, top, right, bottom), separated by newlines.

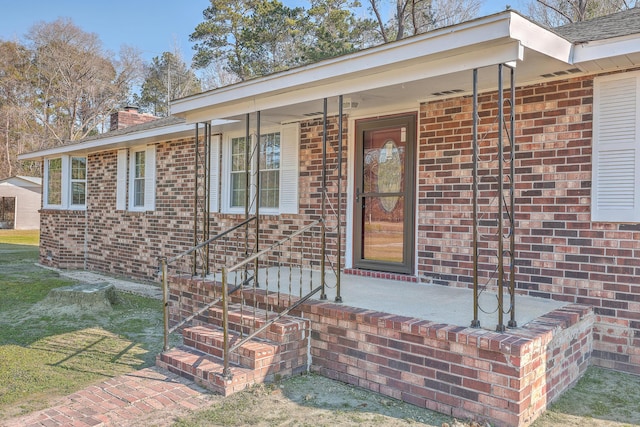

536,0,575,23
368,0,389,42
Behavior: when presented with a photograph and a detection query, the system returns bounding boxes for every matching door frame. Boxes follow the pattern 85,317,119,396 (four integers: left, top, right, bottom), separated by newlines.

352,113,417,275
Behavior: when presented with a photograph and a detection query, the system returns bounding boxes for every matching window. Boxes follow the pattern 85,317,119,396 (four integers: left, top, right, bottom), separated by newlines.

116,145,156,211
43,155,86,209
46,158,62,206
70,157,87,206
216,124,298,215
230,137,247,208
133,150,146,208
259,132,280,209
592,72,640,222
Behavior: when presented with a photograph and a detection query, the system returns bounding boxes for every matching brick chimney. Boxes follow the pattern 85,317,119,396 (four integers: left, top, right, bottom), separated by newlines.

110,106,158,131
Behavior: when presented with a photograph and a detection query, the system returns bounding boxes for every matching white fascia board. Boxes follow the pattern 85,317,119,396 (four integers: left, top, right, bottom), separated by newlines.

183,41,524,123
572,34,640,65
508,14,573,63
171,12,519,120
18,122,195,161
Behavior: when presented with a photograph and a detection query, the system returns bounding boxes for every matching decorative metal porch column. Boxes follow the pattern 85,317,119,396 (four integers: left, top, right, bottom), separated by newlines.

335,95,344,303
193,121,211,276
320,98,328,300
318,96,344,302
471,64,517,331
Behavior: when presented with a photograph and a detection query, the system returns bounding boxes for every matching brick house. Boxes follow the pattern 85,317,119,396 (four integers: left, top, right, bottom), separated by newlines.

19,9,640,426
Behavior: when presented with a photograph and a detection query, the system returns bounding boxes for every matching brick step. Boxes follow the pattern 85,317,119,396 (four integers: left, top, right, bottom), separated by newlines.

184,325,279,370
208,303,309,344
156,346,265,397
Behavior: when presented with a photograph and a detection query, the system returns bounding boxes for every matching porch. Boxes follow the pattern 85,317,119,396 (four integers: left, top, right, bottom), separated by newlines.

212,267,568,329
164,271,593,427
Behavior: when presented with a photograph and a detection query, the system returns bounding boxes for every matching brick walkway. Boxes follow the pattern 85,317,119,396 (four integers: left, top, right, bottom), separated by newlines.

1,367,214,427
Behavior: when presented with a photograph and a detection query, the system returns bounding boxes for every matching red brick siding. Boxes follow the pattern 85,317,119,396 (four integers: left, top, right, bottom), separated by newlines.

39,209,86,269
41,116,346,280
418,74,640,374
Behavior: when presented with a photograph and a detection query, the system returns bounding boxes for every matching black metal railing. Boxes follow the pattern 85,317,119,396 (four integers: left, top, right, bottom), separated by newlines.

159,216,257,350
219,218,324,377
159,217,334,382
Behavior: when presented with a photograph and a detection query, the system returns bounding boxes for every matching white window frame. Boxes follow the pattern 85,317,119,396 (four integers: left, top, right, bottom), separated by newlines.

592,71,640,222
228,135,249,212
43,155,86,210
219,123,298,215
69,156,87,209
117,144,156,212
130,148,147,210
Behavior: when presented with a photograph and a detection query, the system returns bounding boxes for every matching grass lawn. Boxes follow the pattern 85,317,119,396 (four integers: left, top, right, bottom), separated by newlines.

0,229,39,245
0,233,173,419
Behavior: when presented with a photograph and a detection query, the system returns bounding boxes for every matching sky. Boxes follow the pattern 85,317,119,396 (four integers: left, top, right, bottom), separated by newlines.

0,0,525,65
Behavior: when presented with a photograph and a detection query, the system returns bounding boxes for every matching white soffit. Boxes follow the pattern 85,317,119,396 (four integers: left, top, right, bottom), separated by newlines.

171,11,562,123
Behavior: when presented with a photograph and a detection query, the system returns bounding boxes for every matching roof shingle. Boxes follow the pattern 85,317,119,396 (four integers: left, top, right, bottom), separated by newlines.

554,7,640,43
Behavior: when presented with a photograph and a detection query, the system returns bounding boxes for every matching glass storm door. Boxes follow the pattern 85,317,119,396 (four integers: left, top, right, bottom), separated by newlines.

354,114,416,274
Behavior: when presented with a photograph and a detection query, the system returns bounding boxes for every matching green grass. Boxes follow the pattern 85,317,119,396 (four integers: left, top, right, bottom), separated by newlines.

0,229,39,245
0,236,175,419
533,366,640,426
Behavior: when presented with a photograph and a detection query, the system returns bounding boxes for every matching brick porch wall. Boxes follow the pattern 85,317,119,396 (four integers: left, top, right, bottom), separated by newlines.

167,276,593,427
418,71,640,374
308,302,593,427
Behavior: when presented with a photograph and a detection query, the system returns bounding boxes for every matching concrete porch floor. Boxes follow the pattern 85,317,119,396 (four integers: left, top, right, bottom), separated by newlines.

215,267,567,330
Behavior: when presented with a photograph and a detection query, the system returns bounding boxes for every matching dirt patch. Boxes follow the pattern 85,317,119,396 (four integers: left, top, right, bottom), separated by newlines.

168,374,474,427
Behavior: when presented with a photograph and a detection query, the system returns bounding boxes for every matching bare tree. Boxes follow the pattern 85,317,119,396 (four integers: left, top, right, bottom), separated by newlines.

27,18,143,144
367,0,481,42
527,0,638,26
0,40,39,178
199,58,241,91
0,18,143,179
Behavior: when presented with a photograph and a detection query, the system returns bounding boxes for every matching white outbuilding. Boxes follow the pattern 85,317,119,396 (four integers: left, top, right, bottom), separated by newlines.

0,176,41,230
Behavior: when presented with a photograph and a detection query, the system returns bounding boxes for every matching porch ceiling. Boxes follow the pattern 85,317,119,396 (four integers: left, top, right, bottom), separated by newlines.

172,11,576,127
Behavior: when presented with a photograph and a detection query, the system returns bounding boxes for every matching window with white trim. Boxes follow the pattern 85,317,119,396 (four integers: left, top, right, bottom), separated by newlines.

70,157,87,207
43,155,86,209
116,145,156,211
213,123,298,215
592,72,640,222
46,158,62,206
259,132,280,209
132,149,146,208
230,137,247,209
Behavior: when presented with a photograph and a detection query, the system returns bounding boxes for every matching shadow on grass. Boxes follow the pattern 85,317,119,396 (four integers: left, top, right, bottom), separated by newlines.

0,241,175,418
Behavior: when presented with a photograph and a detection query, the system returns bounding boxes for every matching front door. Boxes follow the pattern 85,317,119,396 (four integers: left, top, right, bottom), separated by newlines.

354,114,416,274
